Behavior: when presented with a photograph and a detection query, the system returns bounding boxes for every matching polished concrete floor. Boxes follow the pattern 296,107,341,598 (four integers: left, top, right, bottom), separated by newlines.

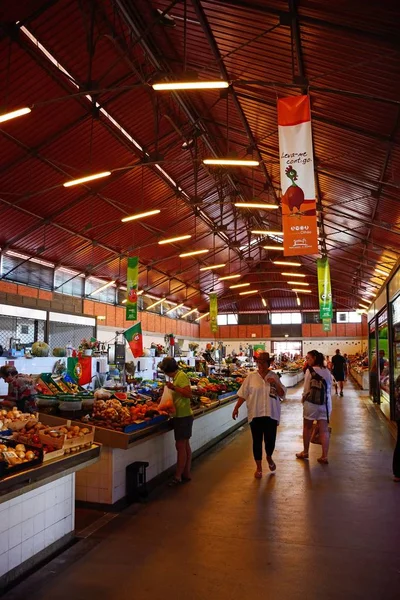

5,381,400,600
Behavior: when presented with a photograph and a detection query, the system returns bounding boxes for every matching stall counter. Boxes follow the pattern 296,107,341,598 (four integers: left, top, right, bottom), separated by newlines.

0,445,100,585
350,367,369,390
41,395,245,506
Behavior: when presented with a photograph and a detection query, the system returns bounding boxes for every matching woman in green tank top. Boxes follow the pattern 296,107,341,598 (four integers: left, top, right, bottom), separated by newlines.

160,357,193,485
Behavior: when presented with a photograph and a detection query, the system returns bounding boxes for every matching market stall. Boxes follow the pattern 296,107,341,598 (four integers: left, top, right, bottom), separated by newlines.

37,372,245,506
0,409,100,585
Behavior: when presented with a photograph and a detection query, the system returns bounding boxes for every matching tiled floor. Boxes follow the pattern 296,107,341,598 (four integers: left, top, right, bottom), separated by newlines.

4,381,400,600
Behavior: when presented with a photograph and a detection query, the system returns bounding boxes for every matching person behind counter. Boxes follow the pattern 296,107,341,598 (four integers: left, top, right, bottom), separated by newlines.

159,357,193,486
0,366,38,413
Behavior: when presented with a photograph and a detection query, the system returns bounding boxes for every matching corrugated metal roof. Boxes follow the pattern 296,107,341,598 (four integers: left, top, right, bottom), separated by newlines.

0,0,399,312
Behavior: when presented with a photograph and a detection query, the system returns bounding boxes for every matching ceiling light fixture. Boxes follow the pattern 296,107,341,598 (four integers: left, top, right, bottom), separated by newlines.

229,283,250,289
218,274,241,281
199,263,226,271
146,297,166,310
281,272,306,277
359,303,370,309
292,288,312,294
158,234,191,245
195,312,210,321
0,107,31,124
90,280,115,296
362,291,375,297
165,302,185,314
181,308,198,318
204,159,259,167
296,297,301,306
63,171,111,187
153,81,229,91
261,298,267,307
263,245,284,251
239,289,259,296
121,209,161,223
235,203,279,209
251,230,284,236
274,260,301,267
287,281,309,286
179,249,209,257
375,268,389,276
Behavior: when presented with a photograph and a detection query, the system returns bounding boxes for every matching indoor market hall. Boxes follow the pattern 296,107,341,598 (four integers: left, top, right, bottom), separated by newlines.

3,380,399,600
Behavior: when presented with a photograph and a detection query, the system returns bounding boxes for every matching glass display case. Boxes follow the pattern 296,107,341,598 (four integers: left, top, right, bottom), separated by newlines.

392,296,400,421
378,309,390,418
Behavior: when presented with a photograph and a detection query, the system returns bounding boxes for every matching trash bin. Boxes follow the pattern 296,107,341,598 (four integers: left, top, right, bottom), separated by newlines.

126,461,149,502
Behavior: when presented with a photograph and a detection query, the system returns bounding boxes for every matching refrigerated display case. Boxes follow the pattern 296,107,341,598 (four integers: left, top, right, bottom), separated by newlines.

391,295,400,421
378,309,390,418
369,320,378,402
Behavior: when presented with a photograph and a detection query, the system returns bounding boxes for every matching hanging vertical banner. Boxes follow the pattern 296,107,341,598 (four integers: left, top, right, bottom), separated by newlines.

210,293,218,334
322,318,332,332
278,95,318,256
317,257,333,320
124,322,143,358
126,256,139,320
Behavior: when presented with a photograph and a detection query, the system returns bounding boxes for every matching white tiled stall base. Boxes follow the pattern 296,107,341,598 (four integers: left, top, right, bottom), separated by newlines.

75,402,247,505
0,474,75,577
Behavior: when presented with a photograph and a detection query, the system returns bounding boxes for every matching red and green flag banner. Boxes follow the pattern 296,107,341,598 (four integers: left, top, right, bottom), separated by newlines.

210,293,218,334
67,357,92,386
124,322,143,358
126,256,139,321
318,257,333,320
278,95,318,256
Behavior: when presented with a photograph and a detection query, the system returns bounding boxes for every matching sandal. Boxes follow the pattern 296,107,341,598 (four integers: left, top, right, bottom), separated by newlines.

254,470,263,479
296,451,309,460
317,457,329,465
168,477,183,486
267,458,276,472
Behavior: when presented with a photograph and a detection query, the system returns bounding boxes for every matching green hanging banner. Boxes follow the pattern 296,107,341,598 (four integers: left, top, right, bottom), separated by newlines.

126,256,139,321
317,257,333,320
210,293,218,334
322,318,332,332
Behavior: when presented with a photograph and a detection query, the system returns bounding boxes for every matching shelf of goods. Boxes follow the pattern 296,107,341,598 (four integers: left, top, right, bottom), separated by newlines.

274,368,305,388
0,409,100,585
350,366,369,390
38,372,245,506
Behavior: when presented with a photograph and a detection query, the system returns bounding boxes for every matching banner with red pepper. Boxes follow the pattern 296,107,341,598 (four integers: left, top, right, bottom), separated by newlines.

126,256,139,320
278,95,318,256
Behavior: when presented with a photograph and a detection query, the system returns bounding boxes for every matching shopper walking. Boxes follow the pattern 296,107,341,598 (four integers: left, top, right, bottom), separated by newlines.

159,357,193,485
232,352,286,478
331,348,346,396
296,350,333,464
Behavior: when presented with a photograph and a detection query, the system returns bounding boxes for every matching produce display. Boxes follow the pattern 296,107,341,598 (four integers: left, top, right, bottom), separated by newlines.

0,439,42,474
87,398,168,432
31,341,50,357
0,408,37,432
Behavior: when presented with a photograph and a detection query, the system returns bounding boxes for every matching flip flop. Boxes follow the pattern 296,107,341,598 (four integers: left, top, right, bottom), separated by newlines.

267,458,276,472
317,457,329,465
254,470,263,479
168,478,183,486
296,451,309,460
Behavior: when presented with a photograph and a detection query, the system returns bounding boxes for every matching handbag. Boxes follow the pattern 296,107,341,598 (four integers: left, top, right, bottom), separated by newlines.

304,367,327,406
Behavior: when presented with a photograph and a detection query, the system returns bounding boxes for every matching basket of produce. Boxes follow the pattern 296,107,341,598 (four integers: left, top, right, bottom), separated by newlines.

0,408,38,432
39,423,94,454
0,438,43,478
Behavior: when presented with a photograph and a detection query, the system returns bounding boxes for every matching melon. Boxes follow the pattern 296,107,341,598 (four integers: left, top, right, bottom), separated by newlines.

53,347,66,357
31,341,50,357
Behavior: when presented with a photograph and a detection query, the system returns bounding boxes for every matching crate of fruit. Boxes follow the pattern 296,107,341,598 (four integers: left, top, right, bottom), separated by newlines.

39,423,94,452
0,437,43,478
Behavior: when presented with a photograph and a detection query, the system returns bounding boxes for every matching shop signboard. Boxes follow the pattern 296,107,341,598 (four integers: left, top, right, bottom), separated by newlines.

126,256,139,321
277,95,318,256
210,293,218,334
317,257,333,320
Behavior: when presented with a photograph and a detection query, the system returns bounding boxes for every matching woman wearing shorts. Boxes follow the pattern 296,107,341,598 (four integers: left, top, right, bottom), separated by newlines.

160,357,193,485
296,350,333,464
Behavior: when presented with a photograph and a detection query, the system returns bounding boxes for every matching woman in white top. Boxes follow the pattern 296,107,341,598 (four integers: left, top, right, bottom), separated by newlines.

296,350,333,464
232,352,286,478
